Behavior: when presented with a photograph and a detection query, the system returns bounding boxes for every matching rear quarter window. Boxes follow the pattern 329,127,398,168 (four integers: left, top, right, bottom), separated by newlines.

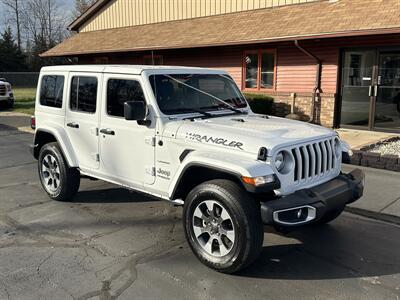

40,75,65,108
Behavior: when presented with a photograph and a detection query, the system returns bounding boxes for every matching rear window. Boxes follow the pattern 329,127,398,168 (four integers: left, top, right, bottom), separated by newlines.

70,76,98,113
40,75,65,108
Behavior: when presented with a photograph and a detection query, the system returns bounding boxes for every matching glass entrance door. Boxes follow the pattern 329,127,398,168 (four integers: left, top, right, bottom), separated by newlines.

340,50,376,128
374,52,400,131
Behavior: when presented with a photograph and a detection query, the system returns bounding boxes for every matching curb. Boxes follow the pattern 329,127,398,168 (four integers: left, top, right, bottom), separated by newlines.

345,206,400,226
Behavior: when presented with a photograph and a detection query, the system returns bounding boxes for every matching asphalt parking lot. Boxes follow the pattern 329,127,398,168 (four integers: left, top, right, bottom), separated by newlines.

0,127,400,299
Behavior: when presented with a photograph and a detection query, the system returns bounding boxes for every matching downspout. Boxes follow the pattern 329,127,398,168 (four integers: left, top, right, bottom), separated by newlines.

294,40,322,124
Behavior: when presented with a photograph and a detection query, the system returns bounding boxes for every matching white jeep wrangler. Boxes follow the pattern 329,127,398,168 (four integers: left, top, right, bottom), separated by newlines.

31,65,364,273
0,78,14,108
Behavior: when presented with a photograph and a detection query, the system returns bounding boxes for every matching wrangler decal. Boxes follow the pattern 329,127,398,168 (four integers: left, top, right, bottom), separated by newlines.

186,132,244,150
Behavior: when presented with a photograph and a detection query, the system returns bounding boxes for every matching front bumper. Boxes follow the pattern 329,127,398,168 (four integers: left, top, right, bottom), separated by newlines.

0,94,13,102
260,169,365,226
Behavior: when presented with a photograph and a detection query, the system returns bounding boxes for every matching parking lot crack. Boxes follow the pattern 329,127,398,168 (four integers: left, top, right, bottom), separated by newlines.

36,251,55,274
0,181,38,190
77,207,183,300
0,161,36,170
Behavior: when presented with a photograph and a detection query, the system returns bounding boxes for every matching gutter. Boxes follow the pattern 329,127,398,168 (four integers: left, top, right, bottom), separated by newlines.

294,40,322,124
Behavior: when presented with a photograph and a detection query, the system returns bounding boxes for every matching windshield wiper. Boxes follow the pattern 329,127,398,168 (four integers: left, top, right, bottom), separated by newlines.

200,103,247,115
164,108,213,118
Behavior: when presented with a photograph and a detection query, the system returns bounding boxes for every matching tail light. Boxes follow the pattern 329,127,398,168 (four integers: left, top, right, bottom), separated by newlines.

31,116,36,130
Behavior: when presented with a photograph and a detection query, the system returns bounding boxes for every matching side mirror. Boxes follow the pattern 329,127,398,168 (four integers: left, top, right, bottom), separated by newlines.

124,101,146,121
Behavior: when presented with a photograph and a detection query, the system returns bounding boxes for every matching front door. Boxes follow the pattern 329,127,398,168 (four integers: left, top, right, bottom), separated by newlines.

340,49,376,128
99,74,156,187
340,49,400,132
374,51,400,131
65,73,101,171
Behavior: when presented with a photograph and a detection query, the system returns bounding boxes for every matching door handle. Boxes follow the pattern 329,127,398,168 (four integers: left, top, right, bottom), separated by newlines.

100,128,115,136
67,122,79,129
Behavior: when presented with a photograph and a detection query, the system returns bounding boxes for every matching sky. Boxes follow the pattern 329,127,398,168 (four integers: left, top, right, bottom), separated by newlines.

0,0,76,32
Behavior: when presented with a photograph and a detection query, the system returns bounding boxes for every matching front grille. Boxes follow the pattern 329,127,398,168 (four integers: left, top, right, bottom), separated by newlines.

0,85,5,96
291,138,338,183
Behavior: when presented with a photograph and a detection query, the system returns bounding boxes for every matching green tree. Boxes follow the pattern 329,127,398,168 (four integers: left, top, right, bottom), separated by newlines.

0,27,27,71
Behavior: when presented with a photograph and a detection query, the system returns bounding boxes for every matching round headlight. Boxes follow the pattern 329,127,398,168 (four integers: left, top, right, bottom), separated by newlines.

275,152,285,172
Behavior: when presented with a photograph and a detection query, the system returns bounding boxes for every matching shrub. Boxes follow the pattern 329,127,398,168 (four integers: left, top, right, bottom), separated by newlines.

244,93,274,115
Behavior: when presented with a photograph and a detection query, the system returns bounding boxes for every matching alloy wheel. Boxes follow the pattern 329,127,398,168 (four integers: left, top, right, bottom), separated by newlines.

41,154,61,193
192,200,236,257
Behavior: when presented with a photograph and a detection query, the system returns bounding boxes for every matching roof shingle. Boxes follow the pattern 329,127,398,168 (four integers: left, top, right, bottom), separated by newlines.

42,0,400,57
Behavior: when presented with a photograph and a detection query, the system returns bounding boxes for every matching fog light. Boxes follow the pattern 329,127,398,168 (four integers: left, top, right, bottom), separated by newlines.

242,175,275,186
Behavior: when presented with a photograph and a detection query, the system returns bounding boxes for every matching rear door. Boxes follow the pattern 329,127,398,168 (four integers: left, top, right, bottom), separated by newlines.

99,74,156,187
65,72,101,171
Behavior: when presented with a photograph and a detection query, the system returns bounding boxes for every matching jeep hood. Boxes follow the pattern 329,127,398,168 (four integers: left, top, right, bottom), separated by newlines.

172,114,336,156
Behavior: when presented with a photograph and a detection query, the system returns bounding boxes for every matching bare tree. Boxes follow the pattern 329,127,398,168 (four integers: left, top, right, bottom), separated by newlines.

74,0,96,18
1,0,22,51
22,0,68,46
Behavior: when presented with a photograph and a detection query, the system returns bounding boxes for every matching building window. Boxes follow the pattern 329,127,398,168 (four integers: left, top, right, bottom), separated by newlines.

40,75,64,108
70,76,98,113
144,55,163,65
107,79,146,117
243,50,276,90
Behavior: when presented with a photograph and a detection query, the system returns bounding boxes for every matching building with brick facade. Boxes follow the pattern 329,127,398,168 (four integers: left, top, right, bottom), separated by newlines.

43,0,400,132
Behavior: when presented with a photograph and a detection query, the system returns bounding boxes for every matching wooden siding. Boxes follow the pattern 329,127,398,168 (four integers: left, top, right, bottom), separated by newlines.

80,0,321,32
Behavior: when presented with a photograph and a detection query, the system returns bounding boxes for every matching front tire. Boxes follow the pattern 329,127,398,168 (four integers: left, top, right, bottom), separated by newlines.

183,179,263,273
38,142,80,201
7,98,14,109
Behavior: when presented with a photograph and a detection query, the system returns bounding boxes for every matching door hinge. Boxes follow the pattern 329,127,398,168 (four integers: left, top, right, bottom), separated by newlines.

91,127,99,136
146,167,156,177
91,153,100,162
145,136,156,147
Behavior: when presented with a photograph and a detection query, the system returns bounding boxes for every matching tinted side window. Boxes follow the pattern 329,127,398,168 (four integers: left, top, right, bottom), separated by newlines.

40,75,64,108
107,79,146,117
70,76,98,113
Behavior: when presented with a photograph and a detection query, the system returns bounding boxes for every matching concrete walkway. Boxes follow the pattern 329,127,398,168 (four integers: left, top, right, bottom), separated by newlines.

336,128,399,150
343,164,400,224
0,111,33,135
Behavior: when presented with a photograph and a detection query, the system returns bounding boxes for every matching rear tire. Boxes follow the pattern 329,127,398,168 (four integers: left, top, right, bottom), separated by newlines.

38,142,80,202
183,179,263,273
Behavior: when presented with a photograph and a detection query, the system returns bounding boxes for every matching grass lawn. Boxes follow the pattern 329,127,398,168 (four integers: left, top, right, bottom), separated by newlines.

13,88,36,115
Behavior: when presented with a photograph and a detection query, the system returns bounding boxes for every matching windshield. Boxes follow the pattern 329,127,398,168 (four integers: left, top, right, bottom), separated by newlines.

149,74,248,115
